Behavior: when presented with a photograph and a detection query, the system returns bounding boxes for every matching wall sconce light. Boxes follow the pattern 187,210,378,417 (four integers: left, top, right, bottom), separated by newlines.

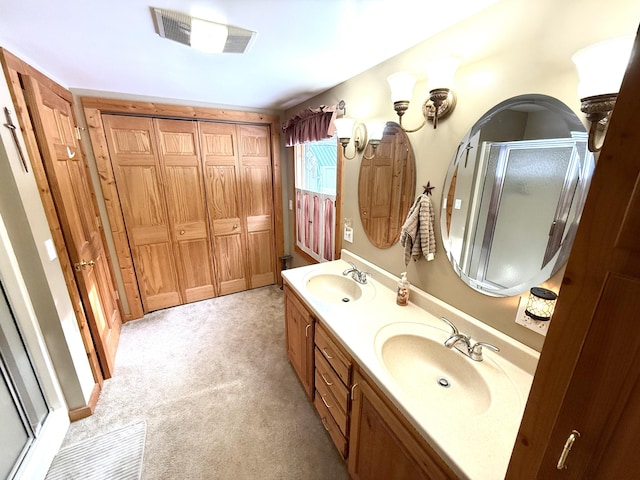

362,121,386,159
387,57,459,132
334,117,368,159
572,35,633,152
525,287,558,322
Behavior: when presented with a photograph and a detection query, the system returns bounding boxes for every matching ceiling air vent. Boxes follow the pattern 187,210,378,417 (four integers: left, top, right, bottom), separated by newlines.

151,7,256,54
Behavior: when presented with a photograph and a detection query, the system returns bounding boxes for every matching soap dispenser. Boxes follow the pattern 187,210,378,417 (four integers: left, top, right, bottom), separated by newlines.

396,272,410,306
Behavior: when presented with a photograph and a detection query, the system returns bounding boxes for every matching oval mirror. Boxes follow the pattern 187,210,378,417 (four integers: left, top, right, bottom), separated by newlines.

359,122,416,248
441,94,595,296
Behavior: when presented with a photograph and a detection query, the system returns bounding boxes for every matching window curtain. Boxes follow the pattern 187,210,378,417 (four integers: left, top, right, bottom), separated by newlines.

283,105,338,146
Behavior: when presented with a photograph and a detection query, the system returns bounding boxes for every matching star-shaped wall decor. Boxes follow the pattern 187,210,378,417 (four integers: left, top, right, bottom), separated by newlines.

423,181,435,196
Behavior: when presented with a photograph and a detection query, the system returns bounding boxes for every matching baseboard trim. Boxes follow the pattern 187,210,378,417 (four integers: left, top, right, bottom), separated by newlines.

68,382,101,422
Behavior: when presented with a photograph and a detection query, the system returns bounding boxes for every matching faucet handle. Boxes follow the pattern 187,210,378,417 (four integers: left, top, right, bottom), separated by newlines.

470,342,500,361
342,262,357,276
439,317,459,335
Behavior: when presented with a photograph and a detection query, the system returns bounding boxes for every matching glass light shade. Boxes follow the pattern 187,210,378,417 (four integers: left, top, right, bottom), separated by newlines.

333,117,355,139
190,18,228,53
427,57,460,89
387,72,417,103
525,287,558,321
572,35,634,99
366,121,386,141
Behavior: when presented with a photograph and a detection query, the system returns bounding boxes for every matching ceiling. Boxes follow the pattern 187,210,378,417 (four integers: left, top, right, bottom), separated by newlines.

0,0,499,111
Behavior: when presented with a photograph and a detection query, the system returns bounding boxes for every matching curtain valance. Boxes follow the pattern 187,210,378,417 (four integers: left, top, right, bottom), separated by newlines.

282,104,337,146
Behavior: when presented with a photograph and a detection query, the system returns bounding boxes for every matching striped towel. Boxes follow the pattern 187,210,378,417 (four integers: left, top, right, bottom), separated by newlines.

399,194,436,266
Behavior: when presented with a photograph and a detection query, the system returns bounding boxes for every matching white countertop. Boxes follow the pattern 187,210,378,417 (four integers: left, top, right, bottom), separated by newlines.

282,250,539,480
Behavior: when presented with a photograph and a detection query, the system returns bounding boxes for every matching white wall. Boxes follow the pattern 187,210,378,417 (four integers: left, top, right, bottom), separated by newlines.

284,0,640,350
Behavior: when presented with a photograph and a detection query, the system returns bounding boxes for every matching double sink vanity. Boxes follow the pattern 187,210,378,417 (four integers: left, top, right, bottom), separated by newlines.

283,251,539,479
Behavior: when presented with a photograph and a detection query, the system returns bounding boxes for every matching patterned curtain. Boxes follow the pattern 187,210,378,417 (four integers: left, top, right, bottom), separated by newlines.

282,105,337,146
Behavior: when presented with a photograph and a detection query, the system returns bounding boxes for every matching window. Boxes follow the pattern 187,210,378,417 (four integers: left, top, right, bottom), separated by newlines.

294,137,339,262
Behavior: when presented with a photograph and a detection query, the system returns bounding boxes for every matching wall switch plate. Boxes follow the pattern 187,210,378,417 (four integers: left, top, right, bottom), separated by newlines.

344,227,353,243
288,199,293,210
515,296,549,336
44,238,57,261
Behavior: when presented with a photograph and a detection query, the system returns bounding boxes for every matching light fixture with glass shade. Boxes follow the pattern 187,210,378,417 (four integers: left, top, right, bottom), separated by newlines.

387,57,460,132
572,35,634,152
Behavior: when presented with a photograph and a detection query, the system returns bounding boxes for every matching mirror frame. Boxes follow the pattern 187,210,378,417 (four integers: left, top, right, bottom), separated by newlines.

358,122,416,249
440,94,595,296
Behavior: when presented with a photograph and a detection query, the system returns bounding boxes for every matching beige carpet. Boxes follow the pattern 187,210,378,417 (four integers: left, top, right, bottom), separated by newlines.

62,286,348,479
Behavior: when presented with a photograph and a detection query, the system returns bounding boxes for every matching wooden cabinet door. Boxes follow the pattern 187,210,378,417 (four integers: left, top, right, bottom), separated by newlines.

154,119,216,302
238,125,276,288
284,285,314,399
199,122,248,295
507,30,640,479
102,115,181,312
349,371,455,480
23,77,122,377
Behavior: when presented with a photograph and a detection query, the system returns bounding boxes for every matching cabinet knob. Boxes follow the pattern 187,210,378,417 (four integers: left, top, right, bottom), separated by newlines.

180,230,185,235
233,224,238,229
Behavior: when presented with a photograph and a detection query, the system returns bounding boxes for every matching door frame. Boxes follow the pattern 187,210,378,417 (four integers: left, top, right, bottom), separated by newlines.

81,97,284,320
0,48,105,419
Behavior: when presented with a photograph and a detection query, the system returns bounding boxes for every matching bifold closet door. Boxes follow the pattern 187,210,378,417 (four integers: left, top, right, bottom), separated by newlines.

238,124,276,288
154,119,217,303
102,115,182,311
199,122,248,295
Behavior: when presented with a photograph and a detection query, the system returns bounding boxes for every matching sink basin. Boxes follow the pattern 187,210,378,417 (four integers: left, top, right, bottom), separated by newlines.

375,322,520,418
304,273,364,304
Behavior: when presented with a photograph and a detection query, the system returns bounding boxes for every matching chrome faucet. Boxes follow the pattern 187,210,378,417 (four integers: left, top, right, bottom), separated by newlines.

439,317,500,362
342,262,369,284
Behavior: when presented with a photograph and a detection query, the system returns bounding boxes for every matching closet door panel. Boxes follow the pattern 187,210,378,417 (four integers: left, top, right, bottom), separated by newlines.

199,122,248,295
155,119,216,303
102,115,181,311
239,125,276,288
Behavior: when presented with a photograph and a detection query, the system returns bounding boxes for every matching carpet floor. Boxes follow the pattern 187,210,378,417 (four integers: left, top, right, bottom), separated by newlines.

62,286,348,479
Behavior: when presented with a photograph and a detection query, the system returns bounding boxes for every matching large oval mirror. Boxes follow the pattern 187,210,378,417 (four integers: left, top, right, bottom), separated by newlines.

359,122,416,248
441,94,595,296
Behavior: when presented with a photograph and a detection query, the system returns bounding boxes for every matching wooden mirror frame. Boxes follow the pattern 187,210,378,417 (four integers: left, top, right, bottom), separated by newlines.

358,122,416,248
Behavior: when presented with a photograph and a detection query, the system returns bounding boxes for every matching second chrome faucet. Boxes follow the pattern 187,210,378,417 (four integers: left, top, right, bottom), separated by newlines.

439,317,500,362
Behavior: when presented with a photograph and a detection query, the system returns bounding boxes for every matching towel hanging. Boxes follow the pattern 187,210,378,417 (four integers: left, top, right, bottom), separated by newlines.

399,192,436,266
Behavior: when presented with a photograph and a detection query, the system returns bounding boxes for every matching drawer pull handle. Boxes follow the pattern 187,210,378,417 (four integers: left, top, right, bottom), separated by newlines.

305,323,311,337
321,416,330,431
319,371,333,386
351,383,358,401
320,394,332,409
322,347,334,359
557,430,581,470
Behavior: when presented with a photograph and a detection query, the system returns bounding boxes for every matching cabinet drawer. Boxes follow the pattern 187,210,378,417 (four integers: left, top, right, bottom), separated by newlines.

315,323,351,386
315,348,349,412
314,390,347,459
315,369,348,436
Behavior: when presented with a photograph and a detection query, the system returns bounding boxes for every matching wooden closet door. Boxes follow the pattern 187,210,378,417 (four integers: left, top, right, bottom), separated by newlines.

199,122,248,295
238,125,276,288
154,119,216,303
102,115,181,312
23,78,122,377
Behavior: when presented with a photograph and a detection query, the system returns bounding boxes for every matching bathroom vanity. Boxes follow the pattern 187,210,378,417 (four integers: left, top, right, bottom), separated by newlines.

282,251,538,479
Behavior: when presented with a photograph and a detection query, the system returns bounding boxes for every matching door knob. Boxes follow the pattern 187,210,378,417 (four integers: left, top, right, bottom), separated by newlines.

557,430,581,470
74,259,95,271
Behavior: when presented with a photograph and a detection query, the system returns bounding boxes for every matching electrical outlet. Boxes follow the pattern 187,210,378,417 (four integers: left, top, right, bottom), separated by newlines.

344,227,353,243
515,296,549,336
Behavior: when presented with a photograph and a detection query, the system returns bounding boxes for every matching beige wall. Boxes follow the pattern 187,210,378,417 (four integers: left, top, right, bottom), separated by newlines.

284,0,640,351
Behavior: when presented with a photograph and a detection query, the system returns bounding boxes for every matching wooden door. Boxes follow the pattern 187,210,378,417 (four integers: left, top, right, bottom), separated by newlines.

238,125,276,288
506,29,640,478
199,122,248,295
23,77,121,377
154,119,216,303
102,115,182,312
